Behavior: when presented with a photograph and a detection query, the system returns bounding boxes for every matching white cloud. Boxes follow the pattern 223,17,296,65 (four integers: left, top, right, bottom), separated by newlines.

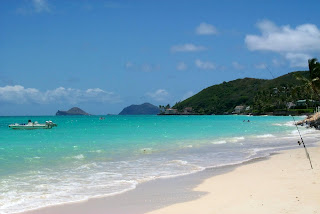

125,62,134,69
171,44,207,52
245,20,320,67
0,85,39,104
272,58,285,67
232,62,245,70
86,88,104,93
245,20,320,52
125,62,160,72
195,59,215,70
146,89,169,101
181,91,194,101
32,0,50,13
141,64,160,72
196,22,218,35
285,53,311,67
255,63,267,69
0,85,121,104
176,62,187,71
16,0,50,14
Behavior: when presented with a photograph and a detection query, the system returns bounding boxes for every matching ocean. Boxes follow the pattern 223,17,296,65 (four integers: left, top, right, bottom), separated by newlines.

0,115,318,213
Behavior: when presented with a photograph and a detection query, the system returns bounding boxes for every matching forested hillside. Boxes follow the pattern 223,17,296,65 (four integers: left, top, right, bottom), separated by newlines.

174,71,311,114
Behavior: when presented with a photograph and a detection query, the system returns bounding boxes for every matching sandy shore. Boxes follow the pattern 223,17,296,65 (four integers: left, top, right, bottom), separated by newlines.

148,147,320,214
24,146,320,214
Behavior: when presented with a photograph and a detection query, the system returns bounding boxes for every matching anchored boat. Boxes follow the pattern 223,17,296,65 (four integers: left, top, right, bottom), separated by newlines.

9,120,57,130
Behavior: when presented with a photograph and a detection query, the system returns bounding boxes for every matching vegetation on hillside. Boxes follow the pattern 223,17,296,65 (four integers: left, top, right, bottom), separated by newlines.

173,58,320,115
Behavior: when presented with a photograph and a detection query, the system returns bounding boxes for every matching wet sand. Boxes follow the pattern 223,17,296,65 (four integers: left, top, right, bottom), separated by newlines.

148,147,320,214
23,147,320,214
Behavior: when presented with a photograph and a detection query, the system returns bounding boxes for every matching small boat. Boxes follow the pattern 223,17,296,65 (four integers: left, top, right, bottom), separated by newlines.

9,120,57,130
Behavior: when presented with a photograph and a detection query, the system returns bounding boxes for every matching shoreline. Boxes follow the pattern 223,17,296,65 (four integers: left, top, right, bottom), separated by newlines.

147,146,320,214
22,145,319,214
22,156,272,214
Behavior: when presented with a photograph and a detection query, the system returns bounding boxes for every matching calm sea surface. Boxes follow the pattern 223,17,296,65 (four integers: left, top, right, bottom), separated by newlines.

0,115,318,213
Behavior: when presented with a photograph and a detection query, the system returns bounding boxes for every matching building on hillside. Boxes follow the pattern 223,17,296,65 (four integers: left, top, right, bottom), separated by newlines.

296,99,318,108
165,108,178,115
233,105,245,114
183,107,193,114
286,102,296,109
296,100,307,107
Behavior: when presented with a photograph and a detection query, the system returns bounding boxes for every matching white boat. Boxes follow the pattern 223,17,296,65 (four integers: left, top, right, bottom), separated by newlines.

9,120,57,130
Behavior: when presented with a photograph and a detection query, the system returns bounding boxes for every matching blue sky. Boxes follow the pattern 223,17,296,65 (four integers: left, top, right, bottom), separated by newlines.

1,0,320,115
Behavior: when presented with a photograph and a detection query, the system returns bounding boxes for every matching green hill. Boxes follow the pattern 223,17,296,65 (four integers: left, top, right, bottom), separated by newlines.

174,71,310,115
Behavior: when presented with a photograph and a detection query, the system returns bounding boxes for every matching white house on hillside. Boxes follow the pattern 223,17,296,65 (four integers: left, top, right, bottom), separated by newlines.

165,108,178,114
234,105,244,114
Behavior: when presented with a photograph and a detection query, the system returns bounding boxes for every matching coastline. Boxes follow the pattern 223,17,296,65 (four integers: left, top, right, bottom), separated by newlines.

147,146,320,214
22,145,320,214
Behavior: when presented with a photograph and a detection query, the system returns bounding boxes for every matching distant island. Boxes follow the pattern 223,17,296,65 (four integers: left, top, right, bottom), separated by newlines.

119,103,160,115
56,107,90,116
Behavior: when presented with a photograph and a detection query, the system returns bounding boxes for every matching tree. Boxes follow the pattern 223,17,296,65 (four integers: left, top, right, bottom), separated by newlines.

295,58,320,100
309,58,320,94
309,58,320,80
159,105,164,113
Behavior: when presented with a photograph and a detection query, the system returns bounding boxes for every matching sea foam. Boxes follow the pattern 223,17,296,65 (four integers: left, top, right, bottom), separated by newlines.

1,115,317,214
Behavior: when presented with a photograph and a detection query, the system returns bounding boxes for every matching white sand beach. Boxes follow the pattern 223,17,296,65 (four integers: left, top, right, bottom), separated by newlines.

24,146,320,214
147,146,320,214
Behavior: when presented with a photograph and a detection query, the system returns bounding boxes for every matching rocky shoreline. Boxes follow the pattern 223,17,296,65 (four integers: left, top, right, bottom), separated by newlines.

297,112,320,129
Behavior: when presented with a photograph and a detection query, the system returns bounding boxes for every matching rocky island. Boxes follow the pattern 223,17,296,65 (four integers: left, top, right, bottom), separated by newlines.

56,107,90,116
119,103,160,115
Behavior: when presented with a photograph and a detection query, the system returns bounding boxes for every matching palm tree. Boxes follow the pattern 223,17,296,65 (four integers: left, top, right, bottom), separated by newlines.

309,58,320,93
308,58,320,79
159,105,163,113
295,58,320,100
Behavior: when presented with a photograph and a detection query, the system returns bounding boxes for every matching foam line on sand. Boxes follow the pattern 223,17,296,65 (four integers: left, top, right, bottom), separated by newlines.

147,147,320,214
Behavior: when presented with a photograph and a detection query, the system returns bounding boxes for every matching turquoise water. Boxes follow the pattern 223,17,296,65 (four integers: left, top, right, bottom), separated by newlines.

0,115,318,213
